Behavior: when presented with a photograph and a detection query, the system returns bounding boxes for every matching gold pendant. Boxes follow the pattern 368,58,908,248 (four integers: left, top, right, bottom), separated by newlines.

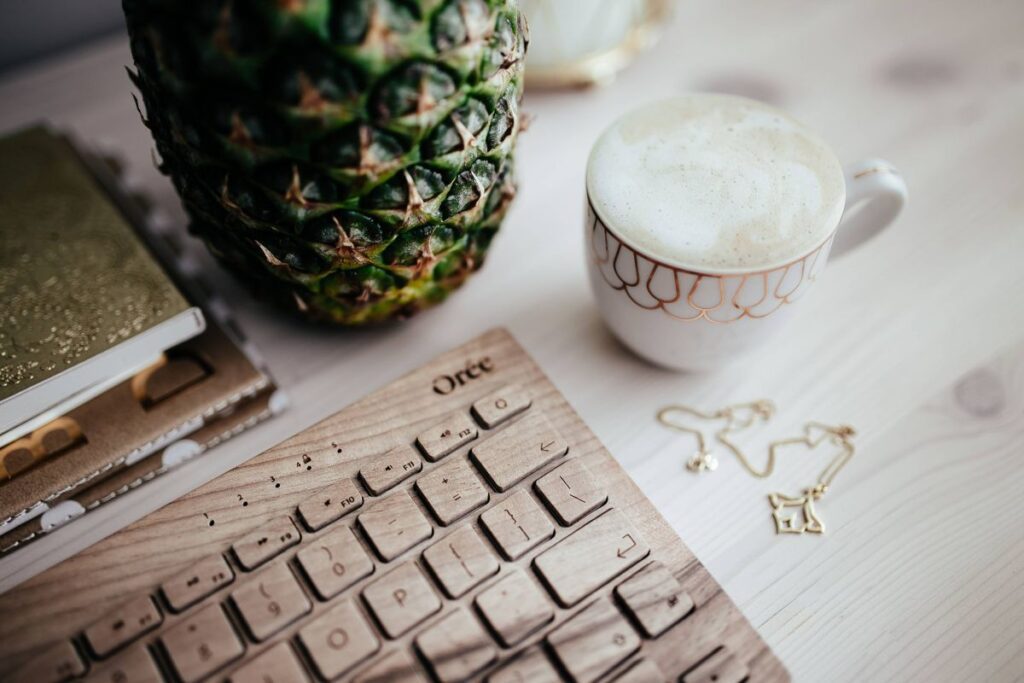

686,451,718,473
768,487,825,535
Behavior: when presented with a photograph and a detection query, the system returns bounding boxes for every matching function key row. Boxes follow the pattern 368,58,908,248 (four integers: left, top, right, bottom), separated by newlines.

355,383,532,500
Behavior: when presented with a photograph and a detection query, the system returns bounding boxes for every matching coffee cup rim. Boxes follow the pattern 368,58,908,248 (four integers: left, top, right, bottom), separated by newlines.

586,194,841,277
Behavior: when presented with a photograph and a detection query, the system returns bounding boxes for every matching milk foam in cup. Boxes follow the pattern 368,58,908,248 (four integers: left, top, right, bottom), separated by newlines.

584,94,907,370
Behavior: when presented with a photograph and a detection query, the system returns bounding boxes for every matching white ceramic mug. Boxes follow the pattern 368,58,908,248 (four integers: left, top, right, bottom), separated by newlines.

585,97,907,371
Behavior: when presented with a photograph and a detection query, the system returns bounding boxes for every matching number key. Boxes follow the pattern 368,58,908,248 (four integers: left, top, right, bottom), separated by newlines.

230,562,311,641
296,525,375,600
160,603,245,683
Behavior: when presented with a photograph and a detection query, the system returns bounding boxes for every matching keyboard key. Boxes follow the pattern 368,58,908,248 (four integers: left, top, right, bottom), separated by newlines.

548,598,640,683
535,459,607,525
415,457,489,525
358,490,433,561
416,607,497,682
487,647,561,683
362,562,442,638
297,479,363,531
232,518,301,571
84,594,162,657
162,554,235,612
475,569,553,646
422,526,499,598
296,525,375,600
360,446,422,495
614,659,666,682
615,562,693,637
161,603,245,683
472,384,532,428
85,643,161,683
416,412,479,461
297,598,380,680
470,413,568,491
682,649,749,683
228,641,309,683
353,648,427,683
13,640,86,683
534,509,650,607
480,490,554,560
230,562,311,641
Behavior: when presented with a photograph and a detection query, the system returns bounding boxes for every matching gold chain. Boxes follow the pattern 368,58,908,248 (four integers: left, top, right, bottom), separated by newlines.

657,401,857,536
656,400,774,473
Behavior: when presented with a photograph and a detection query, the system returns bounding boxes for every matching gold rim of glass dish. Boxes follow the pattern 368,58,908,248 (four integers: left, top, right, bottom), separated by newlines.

525,0,671,89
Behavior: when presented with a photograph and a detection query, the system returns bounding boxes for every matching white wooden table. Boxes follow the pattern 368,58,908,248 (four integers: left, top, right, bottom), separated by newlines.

1,1,1022,680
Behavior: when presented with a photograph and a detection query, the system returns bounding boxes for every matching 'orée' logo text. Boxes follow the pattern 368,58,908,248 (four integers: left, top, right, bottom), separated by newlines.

432,357,494,395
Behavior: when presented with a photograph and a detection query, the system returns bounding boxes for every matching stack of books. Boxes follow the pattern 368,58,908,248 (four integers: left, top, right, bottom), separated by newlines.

0,127,283,554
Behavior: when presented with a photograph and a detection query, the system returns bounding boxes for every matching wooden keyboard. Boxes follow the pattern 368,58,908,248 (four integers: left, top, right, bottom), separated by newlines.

0,329,789,682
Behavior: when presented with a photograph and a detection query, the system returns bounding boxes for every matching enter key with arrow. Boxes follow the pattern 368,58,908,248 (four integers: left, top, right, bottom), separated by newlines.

534,509,651,607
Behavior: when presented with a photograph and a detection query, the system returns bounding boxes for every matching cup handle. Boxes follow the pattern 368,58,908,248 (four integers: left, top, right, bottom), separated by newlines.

829,158,908,259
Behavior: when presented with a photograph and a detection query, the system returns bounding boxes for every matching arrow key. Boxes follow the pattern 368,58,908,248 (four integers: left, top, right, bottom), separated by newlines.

533,509,650,607
470,413,568,492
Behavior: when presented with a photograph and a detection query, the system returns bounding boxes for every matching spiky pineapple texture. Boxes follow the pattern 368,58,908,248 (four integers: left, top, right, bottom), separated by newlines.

123,0,527,324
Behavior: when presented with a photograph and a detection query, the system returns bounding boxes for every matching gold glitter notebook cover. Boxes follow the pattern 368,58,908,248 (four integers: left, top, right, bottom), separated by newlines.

0,127,202,430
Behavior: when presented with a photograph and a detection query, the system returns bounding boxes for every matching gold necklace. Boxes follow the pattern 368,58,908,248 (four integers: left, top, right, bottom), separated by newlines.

656,400,775,473
657,402,856,536
765,423,855,535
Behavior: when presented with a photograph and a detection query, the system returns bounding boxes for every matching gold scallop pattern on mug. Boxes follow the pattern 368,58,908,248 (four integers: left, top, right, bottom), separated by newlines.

588,201,833,325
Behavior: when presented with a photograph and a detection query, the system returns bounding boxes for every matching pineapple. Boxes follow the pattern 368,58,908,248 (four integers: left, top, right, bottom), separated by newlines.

123,0,527,324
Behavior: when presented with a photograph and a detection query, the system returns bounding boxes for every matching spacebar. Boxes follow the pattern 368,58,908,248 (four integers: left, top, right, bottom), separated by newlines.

533,509,650,607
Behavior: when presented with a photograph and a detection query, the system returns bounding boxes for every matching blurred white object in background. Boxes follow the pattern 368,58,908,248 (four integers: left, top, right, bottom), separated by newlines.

521,0,670,88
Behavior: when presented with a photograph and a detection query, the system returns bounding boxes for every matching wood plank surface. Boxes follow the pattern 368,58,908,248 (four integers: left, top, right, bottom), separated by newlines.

0,0,1022,680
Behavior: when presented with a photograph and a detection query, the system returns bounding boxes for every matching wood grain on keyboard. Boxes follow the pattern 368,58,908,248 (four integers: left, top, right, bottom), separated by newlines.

0,328,788,681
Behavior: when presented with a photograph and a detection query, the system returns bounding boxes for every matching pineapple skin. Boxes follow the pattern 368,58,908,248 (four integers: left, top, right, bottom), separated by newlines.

123,0,527,324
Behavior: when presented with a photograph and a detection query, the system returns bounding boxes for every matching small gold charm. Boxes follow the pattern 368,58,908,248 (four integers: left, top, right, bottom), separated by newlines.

769,486,826,535
686,451,718,473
